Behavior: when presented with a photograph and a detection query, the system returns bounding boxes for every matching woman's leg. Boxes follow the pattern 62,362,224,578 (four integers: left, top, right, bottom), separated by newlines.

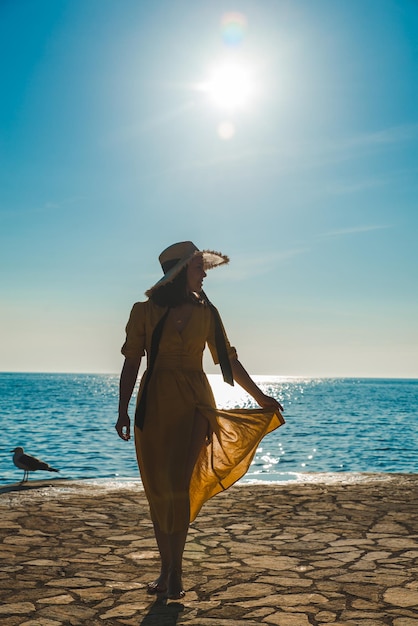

166,411,209,598
147,522,170,592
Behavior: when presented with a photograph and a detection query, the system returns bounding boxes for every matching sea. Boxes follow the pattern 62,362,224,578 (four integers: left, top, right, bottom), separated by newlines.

0,373,417,486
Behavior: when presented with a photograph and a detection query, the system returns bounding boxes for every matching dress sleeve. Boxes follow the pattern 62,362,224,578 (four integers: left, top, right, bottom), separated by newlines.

207,308,238,365
121,302,146,359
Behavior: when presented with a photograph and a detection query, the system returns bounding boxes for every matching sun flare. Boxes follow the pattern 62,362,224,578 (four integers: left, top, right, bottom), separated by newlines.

204,59,255,111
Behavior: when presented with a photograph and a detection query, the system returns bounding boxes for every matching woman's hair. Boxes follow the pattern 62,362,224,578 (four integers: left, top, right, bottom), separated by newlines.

149,266,201,307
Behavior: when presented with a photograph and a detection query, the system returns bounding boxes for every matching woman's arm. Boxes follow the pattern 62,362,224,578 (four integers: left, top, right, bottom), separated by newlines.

231,358,284,412
115,356,141,441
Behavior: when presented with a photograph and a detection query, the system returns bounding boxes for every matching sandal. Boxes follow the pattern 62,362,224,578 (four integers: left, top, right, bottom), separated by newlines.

147,581,167,595
167,589,186,600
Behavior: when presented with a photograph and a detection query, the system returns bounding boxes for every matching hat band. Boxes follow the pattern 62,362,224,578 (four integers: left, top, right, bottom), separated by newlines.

161,258,180,274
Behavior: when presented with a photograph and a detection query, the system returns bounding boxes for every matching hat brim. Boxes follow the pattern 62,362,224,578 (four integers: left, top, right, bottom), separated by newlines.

145,249,229,297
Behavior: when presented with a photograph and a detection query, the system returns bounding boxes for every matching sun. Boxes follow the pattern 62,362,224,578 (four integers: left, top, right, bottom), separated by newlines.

203,59,255,111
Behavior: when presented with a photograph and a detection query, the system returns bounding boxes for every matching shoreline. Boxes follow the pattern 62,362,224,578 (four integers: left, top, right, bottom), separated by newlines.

1,475,418,624
1,470,416,497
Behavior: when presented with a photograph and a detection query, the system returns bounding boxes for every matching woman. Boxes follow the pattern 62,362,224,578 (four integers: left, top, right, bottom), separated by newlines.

115,241,284,600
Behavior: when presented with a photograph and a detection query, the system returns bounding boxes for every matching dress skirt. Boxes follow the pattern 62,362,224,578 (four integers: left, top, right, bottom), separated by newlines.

134,358,284,534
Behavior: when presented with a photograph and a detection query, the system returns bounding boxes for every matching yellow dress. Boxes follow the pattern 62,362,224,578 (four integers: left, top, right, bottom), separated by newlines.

122,300,284,534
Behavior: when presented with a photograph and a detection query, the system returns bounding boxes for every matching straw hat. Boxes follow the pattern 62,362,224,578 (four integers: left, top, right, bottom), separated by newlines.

146,241,229,296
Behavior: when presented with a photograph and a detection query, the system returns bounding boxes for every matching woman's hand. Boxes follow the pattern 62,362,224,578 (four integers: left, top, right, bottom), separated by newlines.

115,412,131,441
256,393,284,413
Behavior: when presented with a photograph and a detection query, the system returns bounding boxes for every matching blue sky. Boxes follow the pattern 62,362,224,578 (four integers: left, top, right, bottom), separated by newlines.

1,0,417,377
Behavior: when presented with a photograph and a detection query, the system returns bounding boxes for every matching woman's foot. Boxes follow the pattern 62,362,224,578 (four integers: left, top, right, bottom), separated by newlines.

167,569,185,600
146,573,168,595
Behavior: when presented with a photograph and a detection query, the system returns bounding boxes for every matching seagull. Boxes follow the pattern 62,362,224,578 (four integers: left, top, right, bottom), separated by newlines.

11,447,59,483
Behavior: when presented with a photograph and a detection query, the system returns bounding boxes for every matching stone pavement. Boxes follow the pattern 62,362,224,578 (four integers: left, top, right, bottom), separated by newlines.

0,475,418,626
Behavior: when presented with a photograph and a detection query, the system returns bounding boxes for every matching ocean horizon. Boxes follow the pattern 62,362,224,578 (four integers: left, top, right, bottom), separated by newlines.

1,373,417,486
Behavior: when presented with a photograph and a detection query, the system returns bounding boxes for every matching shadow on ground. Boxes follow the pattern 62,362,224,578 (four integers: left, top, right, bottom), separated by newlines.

0,478,66,494
140,598,184,625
